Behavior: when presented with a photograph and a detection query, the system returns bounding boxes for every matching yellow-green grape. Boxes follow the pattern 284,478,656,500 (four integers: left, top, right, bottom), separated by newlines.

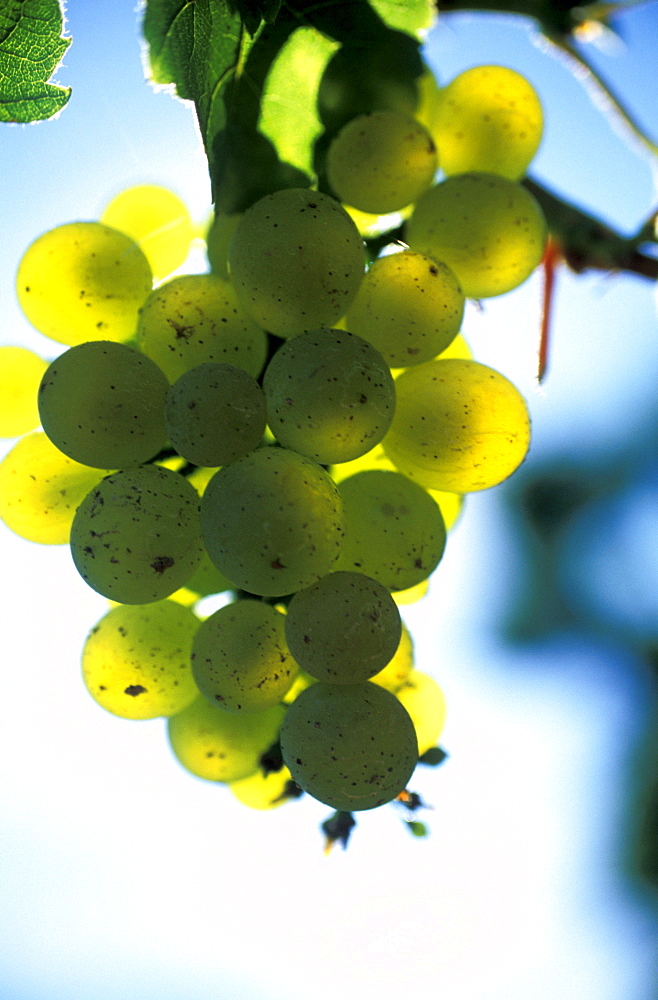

168,696,285,782
279,681,418,811
282,669,316,704
285,571,401,684
326,111,437,215
206,211,242,279
370,621,414,693
38,341,169,469
70,465,204,604
200,447,345,597
262,329,395,465
228,188,366,339
433,65,543,180
164,362,266,468
191,600,299,712
137,273,268,383
396,669,447,755
383,358,531,493
228,765,296,810
16,221,153,346
406,173,547,298
335,469,446,590
0,346,47,437
100,184,193,281
329,442,464,531
392,580,429,605
0,432,110,544
81,600,200,720
344,250,464,367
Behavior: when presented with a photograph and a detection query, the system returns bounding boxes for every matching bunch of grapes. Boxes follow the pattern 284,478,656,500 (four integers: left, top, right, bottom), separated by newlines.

1,57,546,839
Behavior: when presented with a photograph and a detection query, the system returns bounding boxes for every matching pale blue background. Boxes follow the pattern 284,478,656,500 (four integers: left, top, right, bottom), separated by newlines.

1,3,657,999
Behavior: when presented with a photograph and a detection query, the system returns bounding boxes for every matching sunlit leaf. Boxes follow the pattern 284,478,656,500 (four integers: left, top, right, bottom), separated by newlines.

259,26,339,178
0,0,71,123
369,0,436,34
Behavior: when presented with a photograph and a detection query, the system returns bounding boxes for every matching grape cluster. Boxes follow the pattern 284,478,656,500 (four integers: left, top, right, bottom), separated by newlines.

2,54,546,834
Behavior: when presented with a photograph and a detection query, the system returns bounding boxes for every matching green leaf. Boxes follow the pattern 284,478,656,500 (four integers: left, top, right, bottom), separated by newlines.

259,26,339,179
142,0,258,140
369,0,436,34
0,0,71,123
227,0,282,36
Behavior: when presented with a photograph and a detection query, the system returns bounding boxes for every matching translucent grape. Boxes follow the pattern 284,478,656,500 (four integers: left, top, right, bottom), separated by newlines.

228,188,366,338
191,600,299,711
262,329,395,465
344,250,464,367
168,696,285,782
228,766,296,810
201,447,344,597
406,173,547,298
0,432,110,544
16,221,153,346
137,273,268,383
432,65,544,179
284,571,401,684
329,442,464,531
82,600,200,720
279,681,418,811
38,341,169,469
370,621,414,693
326,110,438,215
164,362,266,467
335,469,446,590
101,184,193,281
0,346,47,437
396,669,447,755
70,464,204,603
382,358,531,492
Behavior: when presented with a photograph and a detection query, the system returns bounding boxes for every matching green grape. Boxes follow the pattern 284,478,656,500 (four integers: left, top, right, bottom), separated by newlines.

81,600,200,720
70,464,204,604
165,362,266,468
38,341,169,469
16,221,153,346
228,765,296,810
370,620,414,693
206,211,242,279
396,669,447,755
137,273,268,383
262,329,395,465
326,110,438,215
0,346,47,437
406,173,547,299
228,188,366,338
329,442,464,532
382,358,531,493
191,600,299,712
279,681,418,811
335,469,446,590
432,65,544,180
344,250,464,367
168,696,285,782
201,447,345,597
0,432,111,544
284,571,401,684
101,184,193,281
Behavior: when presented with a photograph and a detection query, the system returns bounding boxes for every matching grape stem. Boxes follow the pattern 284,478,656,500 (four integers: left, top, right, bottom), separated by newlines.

523,177,658,280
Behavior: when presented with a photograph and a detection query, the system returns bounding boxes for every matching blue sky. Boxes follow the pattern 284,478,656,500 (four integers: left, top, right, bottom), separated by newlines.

1,2,658,999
